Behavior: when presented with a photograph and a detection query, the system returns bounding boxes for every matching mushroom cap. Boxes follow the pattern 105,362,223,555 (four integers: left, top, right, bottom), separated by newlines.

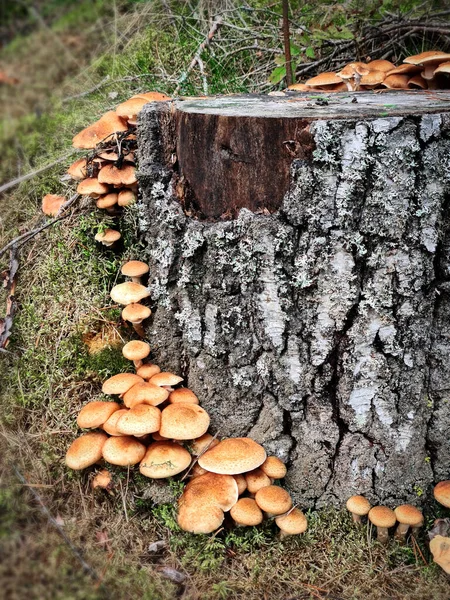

185,472,238,511
287,82,312,91
337,62,370,79
102,435,146,466
122,381,169,408
366,59,395,73
255,485,292,515
260,456,287,480
98,164,137,186
429,535,450,575
394,504,423,526
177,502,224,534
346,495,371,516
198,437,266,475
96,193,118,209
360,70,385,86
190,433,219,456
102,372,143,395
381,74,410,89
230,498,263,526
77,401,120,429
121,260,149,278
368,506,397,528
122,303,151,323
304,72,342,87
110,282,150,305
169,388,199,405
139,441,191,478
136,363,161,380
65,432,108,470
233,474,247,495
92,469,112,490
404,50,450,66
122,340,150,361
434,61,450,75
149,372,184,387
152,431,169,442
276,507,308,535
386,64,422,76
434,480,450,508
408,75,428,89
72,111,129,149
77,178,110,196
42,194,66,216
67,157,87,180
102,408,129,436
118,189,136,207
116,92,171,118
116,404,161,435
189,463,209,478
95,229,121,245
160,403,210,440
245,468,272,494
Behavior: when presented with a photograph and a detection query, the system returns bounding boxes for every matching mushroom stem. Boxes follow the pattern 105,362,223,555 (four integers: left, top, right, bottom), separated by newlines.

395,522,410,542
351,512,363,525
132,322,145,338
412,523,423,537
133,359,144,369
377,526,390,544
130,276,142,284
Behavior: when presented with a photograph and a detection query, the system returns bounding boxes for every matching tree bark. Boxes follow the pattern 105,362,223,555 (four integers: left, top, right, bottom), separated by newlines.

136,93,450,508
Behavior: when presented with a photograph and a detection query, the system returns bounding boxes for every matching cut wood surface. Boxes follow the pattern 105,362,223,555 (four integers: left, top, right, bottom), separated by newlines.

137,92,450,507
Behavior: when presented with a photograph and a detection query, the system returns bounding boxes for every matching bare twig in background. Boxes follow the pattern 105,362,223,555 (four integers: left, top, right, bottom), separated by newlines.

12,465,101,583
174,16,223,95
0,194,79,259
282,0,293,86
0,154,75,195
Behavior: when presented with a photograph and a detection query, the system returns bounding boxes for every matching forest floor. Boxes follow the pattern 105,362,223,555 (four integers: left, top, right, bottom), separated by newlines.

1,2,450,599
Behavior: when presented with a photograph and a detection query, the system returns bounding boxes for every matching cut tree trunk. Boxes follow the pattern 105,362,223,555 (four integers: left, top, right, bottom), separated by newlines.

136,92,450,508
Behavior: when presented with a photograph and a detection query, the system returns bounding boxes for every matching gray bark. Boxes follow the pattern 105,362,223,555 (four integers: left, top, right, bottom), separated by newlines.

136,94,450,508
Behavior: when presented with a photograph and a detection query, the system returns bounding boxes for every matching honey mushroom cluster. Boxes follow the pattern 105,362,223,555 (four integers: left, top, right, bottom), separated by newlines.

288,50,450,93
65,262,308,538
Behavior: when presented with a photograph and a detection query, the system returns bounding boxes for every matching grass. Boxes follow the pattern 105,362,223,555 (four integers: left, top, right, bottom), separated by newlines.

1,1,450,598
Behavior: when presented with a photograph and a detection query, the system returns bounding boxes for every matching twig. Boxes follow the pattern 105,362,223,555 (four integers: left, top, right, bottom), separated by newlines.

174,16,223,95
0,194,80,259
0,153,75,195
12,465,101,583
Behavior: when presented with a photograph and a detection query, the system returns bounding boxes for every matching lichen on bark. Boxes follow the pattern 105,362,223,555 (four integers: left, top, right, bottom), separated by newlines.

136,100,450,508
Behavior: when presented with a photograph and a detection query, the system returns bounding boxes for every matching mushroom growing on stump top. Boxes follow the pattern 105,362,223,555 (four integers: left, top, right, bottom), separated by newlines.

110,281,150,305
198,437,267,475
230,498,263,526
368,506,397,544
139,441,191,478
394,505,423,541
276,507,308,538
434,480,450,508
346,495,371,525
121,260,149,284
122,339,150,368
95,229,121,247
404,50,450,81
102,436,146,466
65,431,108,470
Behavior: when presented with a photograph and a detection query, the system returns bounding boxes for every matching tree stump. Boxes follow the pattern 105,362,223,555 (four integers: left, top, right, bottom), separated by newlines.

136,92,450,507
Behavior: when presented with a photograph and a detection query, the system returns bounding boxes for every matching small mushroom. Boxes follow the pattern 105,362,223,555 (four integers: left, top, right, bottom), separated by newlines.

260,456,287,480
276,507,308,538
65,432,108,470
394,504,423,542
118,189,136,207
149,372,183,391
102,436,147,466
121,260,149,284
122,381,169,408
95,228,121,247
160,403,210,440
77,178,110,198
198,437,266,475
72,111,128,149
245,468,272,495
42,194,66,216
92,469,113,491
77,401,120,429
122,303,151,338
255,485,293,518
101,373,143,396
434,480,450,508
346,495,371,525
122,339,150,369
139,441,191,479
168,388,199,405
230,498,263,526
116,404,161,436
110,281,150,305
96,192,118,213
368,506,396,544
136,363,161,380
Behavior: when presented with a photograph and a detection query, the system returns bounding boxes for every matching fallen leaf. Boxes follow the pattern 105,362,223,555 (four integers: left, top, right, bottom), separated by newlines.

158,566,186,583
